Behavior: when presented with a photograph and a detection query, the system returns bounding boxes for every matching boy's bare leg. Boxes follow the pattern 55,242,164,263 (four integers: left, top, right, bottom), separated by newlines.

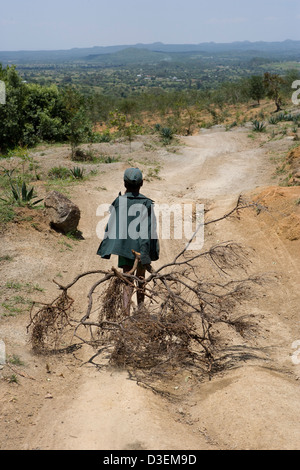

122,264,146,314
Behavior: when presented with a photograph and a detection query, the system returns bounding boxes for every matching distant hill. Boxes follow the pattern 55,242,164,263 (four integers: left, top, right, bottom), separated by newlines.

85,47,172,65
0,40,300,65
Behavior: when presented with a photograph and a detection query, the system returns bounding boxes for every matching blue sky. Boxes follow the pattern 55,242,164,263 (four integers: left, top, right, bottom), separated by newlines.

0,0,300,51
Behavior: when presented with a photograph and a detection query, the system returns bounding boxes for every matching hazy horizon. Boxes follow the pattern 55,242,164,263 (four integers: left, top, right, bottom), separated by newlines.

1,0,300,52
1,39,300,54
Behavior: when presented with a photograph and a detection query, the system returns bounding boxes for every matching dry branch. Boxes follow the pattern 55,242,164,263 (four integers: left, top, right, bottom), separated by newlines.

27,197,268,391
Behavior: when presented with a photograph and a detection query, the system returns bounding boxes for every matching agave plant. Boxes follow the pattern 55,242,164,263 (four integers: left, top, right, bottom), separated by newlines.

160,127,173,139
70,167,84,179
269,116,278,125
1,167,16,179
293,114,300,124
0,181,43,207
252,120,266,132
160,127,174,145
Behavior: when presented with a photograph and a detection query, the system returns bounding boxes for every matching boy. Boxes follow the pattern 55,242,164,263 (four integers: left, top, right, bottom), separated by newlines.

97,168,159,314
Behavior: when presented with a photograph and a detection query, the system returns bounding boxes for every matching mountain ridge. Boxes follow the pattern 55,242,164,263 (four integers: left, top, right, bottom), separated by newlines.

1,40,299,65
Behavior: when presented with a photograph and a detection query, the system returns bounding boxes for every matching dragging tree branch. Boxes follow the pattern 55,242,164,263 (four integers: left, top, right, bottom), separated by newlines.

27,197,269,392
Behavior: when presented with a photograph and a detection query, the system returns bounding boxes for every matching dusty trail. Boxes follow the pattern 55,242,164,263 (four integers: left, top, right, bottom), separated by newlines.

1,127,300,450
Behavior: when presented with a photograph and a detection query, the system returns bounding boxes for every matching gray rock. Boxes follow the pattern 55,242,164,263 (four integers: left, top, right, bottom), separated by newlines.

44,191,80,234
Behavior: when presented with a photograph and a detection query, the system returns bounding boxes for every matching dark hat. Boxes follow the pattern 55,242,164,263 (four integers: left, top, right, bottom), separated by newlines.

124,168,143,185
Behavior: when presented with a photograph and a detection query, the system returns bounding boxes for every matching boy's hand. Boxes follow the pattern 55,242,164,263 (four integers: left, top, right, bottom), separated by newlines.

132,251,152,273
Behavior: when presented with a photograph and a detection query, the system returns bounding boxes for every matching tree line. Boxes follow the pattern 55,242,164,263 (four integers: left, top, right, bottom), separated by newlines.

0,63,299,153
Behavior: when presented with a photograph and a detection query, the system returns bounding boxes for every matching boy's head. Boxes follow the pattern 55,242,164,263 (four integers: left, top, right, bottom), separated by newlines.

124,168,143,193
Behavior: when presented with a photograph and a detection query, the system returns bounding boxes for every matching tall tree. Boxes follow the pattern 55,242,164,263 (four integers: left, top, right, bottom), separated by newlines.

249,75,265,105
263,73,285,112
57,87,92,158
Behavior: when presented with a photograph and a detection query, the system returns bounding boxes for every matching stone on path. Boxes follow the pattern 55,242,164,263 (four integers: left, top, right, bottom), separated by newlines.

44,191,80,234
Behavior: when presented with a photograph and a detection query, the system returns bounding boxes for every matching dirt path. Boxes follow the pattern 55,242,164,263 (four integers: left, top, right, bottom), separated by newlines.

1,127,300,450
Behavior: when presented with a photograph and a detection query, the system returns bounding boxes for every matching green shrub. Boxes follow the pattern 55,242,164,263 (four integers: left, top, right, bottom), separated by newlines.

92,130,112,143
0,202,15,224
104,156,118,163
71,148,94,162
48,166,71,180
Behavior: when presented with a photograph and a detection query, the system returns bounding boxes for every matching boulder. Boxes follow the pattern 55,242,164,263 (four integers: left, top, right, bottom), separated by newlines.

44,191,80,234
